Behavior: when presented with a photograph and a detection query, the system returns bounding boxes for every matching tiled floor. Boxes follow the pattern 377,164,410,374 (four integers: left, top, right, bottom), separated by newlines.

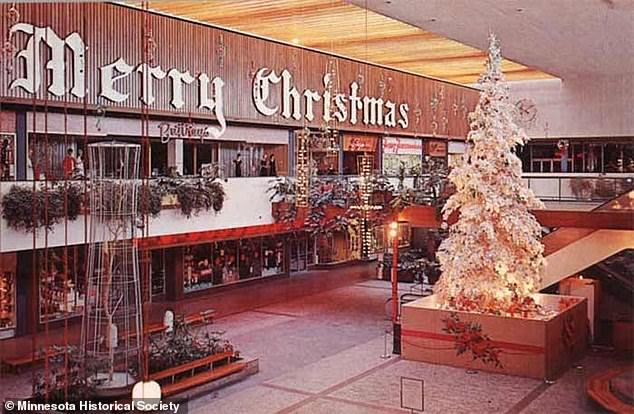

1,265,629,413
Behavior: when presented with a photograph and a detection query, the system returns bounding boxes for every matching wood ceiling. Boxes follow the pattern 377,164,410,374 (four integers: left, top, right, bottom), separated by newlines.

126,0,553,84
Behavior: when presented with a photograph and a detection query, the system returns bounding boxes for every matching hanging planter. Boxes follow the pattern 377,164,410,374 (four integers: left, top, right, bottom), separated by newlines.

1,178,226,232
1,183,82,231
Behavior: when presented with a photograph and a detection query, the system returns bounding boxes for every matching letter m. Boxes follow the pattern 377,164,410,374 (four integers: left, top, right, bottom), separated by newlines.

363,96,384,126
10,23,85,98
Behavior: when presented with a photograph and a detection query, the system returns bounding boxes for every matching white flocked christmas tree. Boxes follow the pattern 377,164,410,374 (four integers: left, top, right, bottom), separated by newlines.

435,33,546,317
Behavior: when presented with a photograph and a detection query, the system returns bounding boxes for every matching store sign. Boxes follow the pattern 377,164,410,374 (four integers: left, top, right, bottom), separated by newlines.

157,122,219,143
382,137,423,155
253,68,409,129
426,140,447,157
8,23,227,139
343,135,378,152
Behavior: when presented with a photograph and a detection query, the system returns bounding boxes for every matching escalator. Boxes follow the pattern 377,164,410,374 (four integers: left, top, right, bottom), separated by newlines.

540,190,634,289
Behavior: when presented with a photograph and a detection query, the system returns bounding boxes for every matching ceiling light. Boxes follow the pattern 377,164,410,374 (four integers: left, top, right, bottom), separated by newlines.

291,38,300,45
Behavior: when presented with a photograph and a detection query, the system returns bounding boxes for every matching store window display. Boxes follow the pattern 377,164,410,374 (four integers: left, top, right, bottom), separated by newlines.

382,137,423,177
0,270,15,338
262,237,285,276
182,236,287,293
218,240,239,284
0,134,16,181
183,244,213,293
238,238,263,280
38,247,86,322
150,249,166,297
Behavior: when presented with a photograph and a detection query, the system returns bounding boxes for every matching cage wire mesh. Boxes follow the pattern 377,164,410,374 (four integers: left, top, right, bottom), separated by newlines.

81,141,143,389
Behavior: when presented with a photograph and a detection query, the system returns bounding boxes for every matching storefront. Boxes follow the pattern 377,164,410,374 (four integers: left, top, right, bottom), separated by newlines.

518,138,634,173
0,253,16,339
342,134,380,175
425,139,448,169
448,140,467,167
382,136,424,176
305,131,341,176
23,113,289,181
180,234,286,294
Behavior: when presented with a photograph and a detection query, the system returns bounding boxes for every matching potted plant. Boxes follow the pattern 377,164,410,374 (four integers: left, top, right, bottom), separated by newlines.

267,177,296,221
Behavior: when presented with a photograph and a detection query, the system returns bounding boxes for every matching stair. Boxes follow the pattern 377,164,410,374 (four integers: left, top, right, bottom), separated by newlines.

541,190,634,289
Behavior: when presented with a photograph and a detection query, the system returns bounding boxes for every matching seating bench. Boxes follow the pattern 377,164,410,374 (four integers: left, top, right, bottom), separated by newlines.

2,347,66,374
149,350,244,398
183,309,216,327
161,361,246,397
119,322,167,341
149,351,233,383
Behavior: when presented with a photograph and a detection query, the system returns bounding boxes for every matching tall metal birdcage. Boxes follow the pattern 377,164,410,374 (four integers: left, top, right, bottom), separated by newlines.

81,141,143,391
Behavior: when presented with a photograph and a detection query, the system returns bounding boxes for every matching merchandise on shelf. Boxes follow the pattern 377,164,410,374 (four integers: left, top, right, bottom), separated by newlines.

0,271,15,332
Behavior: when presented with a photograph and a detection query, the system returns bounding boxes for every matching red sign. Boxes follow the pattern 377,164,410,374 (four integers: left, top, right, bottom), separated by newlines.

343,135,378,152
382,137,423,155
426,140,447,157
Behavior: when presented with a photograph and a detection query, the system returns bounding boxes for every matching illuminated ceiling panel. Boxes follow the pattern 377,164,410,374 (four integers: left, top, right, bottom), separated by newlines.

126,0,553,84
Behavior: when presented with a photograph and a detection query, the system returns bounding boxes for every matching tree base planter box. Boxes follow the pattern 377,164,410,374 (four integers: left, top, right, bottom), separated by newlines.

401,294,587,380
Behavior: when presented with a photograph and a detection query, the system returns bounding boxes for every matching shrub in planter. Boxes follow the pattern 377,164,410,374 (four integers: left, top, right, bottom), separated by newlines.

267,176,296,203
137,184,163,218
172,177,225,217
1,183,83,231
148,320,234,374
32,346,97,405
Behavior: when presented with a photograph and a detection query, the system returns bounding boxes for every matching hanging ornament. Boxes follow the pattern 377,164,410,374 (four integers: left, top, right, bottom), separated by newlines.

3,2,19,76
95,101,107,132
247,60,257,80
217,34,226,68
143,15,157,66
441,109,449,134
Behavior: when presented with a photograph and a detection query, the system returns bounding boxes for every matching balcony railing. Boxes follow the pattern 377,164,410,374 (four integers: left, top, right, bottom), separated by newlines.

0,177,276,252
522,173,634,202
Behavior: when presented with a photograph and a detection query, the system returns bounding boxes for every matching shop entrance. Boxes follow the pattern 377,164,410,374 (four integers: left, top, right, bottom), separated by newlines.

289,233,314,273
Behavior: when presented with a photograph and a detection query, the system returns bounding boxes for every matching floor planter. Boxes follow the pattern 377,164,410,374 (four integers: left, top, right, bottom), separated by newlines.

401,293,587,380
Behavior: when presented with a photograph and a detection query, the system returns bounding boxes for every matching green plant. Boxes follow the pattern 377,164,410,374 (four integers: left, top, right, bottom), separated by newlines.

267,176,296,202
138,184,163,218
148,319,234,373
33,345,95,404
1,183,83,231
169,177,225,217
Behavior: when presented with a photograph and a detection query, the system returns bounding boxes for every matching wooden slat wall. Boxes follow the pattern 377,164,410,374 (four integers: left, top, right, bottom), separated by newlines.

0,2,479,139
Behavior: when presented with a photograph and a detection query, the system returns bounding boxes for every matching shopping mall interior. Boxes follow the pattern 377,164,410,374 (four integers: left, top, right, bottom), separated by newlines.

0,1,632,413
